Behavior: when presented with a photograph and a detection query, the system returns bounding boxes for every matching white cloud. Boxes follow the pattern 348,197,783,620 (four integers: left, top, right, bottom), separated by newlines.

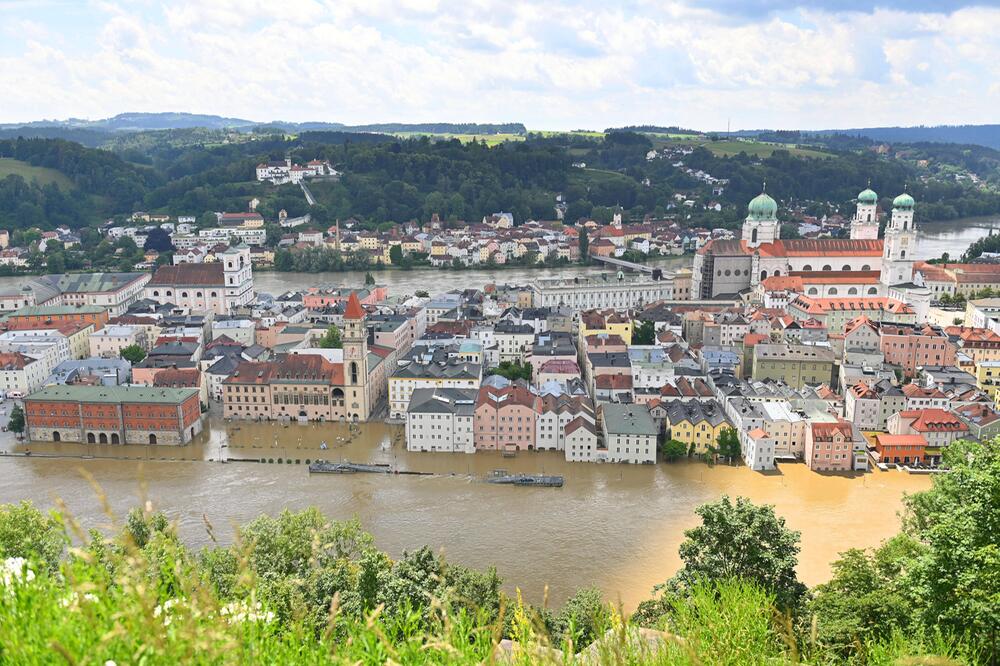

0,1,997,129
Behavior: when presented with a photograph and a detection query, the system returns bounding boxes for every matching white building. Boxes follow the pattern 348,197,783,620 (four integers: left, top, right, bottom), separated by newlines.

743,427,776,471
0,351,47,395
405,388,477,453
89,325,146,359
601,403,658,464
535,395,594,452
145,245,254,315
564,418,602,462
531,274,677,310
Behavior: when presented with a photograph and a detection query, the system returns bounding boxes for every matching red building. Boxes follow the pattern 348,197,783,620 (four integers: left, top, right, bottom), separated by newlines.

875,433,927,465
24,385,203,446
878,323,955,378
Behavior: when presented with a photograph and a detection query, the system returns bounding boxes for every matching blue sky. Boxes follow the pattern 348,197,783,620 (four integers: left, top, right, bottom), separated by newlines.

1,0,999,130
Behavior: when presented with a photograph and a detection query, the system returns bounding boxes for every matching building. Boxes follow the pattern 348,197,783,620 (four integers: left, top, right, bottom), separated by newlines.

0,272,149,316
744,427,776,471
531,274,677,310
473,380,537,451
222,293,374,422
145,246,254,314
0,352,47,395
564,417,602,462
878,323,955,378
845,381,881,431
874,433,927,466
89,325,146,359
887,409,969,465
805,420,859,472
4,305,108,332
601,403,658,464
405,388,477,453
23,385,203,445
788,296,916,335
663,399,730,455
389,354,481,418
535,393,595,452
751,344,834,389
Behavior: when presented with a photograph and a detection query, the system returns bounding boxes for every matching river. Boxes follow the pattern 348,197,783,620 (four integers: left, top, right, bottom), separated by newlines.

0,416,931,609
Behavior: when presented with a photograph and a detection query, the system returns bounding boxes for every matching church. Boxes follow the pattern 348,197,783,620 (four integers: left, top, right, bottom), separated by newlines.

692,185,930,320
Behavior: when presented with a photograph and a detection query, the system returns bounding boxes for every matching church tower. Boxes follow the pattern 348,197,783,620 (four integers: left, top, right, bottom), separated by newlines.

880,191,917,287
850,184,879,240
741,187,779,248
342,291,370,422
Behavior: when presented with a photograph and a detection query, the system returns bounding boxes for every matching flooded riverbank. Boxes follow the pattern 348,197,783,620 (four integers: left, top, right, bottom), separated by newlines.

1,416,931,609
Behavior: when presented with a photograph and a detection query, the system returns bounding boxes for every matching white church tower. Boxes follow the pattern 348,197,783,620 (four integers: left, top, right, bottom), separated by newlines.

850,184,880,240
741,187,779,248
880,191,916,288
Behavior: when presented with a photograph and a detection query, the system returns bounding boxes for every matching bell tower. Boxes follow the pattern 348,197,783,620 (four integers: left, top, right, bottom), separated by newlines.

880,190,917,287
342,291,370,421
851,182,880,240
742,185,779,248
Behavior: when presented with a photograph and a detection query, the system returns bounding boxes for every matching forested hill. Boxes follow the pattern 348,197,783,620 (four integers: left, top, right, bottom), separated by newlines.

814,124,1000,151
1,128,999,234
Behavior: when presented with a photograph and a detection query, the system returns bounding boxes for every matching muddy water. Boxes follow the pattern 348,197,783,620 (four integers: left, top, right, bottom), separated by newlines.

0,417,931,609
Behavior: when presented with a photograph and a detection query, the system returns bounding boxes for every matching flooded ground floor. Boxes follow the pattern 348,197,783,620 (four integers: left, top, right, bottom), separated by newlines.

0,417,931,609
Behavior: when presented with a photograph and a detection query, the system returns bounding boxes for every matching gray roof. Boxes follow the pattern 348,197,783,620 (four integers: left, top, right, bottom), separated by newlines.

392,361,481,381
663,399,729,428
407,388,478,415
602,403,658,436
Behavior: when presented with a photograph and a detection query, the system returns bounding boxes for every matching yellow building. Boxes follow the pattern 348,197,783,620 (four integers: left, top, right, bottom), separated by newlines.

663,399,730,454
579,309,633,345
358,234,381,250
975,360,1000,402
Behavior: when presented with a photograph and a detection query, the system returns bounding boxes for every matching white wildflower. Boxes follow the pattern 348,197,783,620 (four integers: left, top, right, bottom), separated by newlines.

219,599,274,625
105,661,117,666
1,557,35,589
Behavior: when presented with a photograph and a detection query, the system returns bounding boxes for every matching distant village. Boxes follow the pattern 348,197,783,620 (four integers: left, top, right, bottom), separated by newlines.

2,185,1000,478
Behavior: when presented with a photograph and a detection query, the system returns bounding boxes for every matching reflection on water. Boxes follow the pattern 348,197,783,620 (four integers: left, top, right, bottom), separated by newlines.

0,417,932,609
915,214,1000,260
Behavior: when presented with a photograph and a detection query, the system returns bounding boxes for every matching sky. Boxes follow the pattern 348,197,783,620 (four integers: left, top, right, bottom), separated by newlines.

2,0,1000,131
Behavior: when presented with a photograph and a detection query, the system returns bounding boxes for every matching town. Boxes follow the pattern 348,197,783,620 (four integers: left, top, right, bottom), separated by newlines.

3,185,999,477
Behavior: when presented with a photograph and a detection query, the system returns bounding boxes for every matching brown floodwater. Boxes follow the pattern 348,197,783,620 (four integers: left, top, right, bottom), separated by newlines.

0,417,931,609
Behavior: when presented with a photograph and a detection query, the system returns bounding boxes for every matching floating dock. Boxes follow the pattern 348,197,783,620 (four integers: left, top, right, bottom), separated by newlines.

485,470,564,487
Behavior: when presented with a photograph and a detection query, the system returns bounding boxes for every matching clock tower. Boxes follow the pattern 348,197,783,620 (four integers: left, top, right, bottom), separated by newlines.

342,291,370,421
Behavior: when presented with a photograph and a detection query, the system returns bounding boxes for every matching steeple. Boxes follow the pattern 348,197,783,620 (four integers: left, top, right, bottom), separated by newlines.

344,291,365,320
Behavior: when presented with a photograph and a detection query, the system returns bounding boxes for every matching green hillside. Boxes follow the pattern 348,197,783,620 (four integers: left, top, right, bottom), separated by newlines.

0,158,74,188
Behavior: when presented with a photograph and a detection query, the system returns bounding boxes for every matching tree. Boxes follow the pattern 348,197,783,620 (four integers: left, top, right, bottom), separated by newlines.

808,535,922,657
389,244,404,265
632,320,656,345
553,587,611,648
45,251,66,274
414,290,429,298
487,361,532,382
715,427,741,463
666,495,807,610
660,439,688,462
578,226,589,262
120,344,147,364
902,437,1000,639
144,227,174,252
7,405,25,434
0,500,67,571
364,272,375,286
318,325,342,349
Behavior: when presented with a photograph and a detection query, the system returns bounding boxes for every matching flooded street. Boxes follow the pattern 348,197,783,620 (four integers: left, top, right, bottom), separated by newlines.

0,417,931,609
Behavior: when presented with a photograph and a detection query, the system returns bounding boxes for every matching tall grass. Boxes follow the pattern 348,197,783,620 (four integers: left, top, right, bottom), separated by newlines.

0,499,977,665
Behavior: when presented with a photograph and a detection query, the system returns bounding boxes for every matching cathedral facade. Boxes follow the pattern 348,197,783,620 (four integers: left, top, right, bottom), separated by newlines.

692,186,927,318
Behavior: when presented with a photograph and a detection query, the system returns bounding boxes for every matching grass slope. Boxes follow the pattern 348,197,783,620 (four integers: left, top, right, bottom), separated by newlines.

0,158,74,188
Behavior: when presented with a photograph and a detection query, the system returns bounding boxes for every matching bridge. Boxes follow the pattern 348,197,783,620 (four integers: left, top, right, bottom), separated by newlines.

590,255,655,274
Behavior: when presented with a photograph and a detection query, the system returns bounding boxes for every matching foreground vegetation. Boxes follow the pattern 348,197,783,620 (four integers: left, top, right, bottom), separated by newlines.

1,436,998,664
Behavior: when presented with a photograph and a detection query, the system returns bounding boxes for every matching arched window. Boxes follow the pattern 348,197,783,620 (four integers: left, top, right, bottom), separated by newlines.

52,431,60,442
196,291,203,298
751,228,758,244
901,250,906,259
152,290,159,297
861,264,870,271
868,287,878,295
181,291,188,298
760,271,768,281
808,288,819,295
802,264,812,271
149,434,157,445
350,362,359,384
227,262,233,269
822,265,832,271
99,433,108,444
166,290,172,297
842,264,851,271
848,287,858,295
828,287,838,295
210,291,217,297
111,433,120,445
773,269,781,277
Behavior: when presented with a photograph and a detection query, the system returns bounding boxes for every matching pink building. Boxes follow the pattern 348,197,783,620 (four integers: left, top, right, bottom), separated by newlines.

805,420,856,472
473,382,537,451
302,286,387,310
879,323,955,378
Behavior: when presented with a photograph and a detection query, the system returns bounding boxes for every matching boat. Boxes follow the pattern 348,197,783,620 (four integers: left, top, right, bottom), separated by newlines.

485,471,564,488
308,461,391,474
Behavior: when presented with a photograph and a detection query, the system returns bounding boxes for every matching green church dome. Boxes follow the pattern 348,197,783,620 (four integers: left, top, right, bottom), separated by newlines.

893,192,915,209
747,192,778,220
857,188,878,204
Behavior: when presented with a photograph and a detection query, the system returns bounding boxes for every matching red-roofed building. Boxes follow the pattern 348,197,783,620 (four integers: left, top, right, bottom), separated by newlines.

888,409,968,463
805,419,862,472
875,433,927,465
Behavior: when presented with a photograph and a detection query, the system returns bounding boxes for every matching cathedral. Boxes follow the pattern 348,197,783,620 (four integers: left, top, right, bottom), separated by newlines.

692,185,930,320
